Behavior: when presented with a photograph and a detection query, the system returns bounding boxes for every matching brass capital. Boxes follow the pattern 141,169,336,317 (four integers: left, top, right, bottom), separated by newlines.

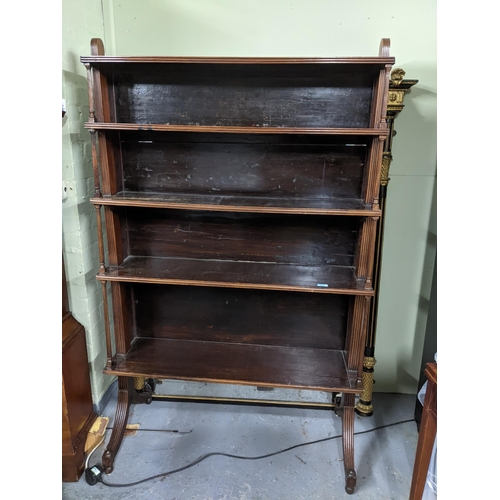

363,356,377,370
388,89,405,106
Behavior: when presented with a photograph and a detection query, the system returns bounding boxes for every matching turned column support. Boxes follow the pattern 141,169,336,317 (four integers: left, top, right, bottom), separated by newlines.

89,129,101,198
356,68,418,417
94,204,106,275
84,63,95,123
355,356,376,417
100,279,113,369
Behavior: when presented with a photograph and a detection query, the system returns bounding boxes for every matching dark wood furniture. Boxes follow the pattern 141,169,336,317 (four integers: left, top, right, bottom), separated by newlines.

409,362,437,499
62,258,98,481
82,38,394,494
414,256,436,427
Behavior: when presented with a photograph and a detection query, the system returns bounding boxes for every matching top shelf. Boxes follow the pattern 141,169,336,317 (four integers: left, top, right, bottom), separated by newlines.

83,46,394,131
80,56,395,65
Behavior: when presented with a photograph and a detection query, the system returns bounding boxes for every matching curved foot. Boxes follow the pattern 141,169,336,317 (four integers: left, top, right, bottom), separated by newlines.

345,469,357,494
102,450,114,474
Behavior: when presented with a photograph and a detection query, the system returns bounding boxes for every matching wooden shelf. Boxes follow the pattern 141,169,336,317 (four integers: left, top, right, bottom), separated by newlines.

81,56,395,65
105,337,360,393
91,192,380,216
98,256,372,295
85,122,390,136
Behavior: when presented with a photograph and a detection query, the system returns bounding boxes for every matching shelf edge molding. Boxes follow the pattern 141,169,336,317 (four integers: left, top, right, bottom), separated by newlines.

90,194,381,217
81,55,395,65
95,256,374,296
105,337,362,393
84,122,390,136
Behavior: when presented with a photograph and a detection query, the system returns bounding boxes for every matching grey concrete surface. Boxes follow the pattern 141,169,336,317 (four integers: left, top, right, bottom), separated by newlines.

62,386,418,500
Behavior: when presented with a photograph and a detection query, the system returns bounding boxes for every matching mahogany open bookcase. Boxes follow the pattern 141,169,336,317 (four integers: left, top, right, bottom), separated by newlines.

82,38,394,494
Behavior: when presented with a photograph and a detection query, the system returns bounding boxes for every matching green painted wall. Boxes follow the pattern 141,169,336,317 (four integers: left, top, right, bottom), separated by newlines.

63,0,436,400
62,0,112,406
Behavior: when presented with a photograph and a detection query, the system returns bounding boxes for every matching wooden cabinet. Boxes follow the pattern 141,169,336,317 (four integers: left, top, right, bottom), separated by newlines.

410,362,437,500
82,38,394,494
62,259,97,481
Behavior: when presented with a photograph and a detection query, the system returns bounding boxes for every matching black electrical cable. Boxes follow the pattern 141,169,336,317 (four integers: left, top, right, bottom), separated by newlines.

98,418,415,488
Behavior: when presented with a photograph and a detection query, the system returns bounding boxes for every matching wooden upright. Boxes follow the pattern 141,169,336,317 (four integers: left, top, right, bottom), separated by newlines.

82,38,394,494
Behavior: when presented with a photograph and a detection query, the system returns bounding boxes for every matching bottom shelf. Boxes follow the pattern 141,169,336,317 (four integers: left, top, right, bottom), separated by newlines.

105,338,361,393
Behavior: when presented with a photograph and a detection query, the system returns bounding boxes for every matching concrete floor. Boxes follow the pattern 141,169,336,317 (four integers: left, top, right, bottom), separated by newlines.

62,383,419,500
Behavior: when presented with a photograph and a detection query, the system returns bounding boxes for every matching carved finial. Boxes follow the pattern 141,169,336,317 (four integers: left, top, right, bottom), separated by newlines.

379,38,390,57
390,68,406,87
90,38,105,56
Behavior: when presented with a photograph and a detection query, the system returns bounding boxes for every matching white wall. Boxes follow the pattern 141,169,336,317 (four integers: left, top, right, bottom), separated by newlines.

62,0,112,406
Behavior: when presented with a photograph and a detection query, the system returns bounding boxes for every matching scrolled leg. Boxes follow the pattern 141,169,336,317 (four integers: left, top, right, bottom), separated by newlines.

342,393,357,494
102,377,133,474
